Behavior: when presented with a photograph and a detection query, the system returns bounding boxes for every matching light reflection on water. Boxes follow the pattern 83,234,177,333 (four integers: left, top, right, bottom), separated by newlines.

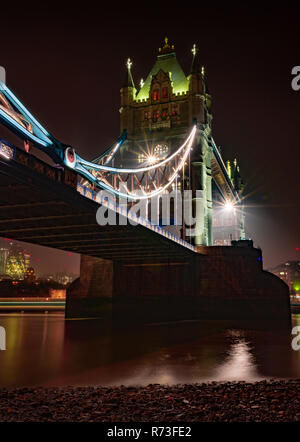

0,313,299,387
213,336,261,381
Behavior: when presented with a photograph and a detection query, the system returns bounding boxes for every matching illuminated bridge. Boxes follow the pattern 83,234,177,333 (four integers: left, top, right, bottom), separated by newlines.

0,42,288,322
0,138,196,262
0,77,243,259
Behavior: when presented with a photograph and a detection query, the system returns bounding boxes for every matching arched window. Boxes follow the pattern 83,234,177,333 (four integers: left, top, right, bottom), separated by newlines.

162,87,168,99
153,89,160,101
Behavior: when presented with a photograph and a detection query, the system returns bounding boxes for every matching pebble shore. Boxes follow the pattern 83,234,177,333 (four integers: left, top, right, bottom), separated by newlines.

0,380,299,422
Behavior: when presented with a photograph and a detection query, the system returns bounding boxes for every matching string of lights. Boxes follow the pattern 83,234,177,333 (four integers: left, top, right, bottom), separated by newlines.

69,126,197,200
74,126,196,174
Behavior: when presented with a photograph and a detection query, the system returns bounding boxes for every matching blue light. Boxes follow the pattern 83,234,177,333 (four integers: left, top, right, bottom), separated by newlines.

0,109,51,147
0,81,51,138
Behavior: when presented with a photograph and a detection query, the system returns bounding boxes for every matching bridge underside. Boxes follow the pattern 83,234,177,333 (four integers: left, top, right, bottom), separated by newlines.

0,150,290,323
0,153,194,263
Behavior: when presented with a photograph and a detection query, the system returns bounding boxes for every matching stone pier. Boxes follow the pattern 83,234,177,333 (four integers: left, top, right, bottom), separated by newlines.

66,241,290,323
65,255,114,319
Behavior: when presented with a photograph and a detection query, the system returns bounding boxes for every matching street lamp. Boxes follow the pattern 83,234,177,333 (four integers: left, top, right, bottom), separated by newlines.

224,201,234,212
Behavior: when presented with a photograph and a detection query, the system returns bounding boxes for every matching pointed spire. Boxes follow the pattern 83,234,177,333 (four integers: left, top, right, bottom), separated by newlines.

190,43,201,75
191,43,197,57
158,37,175,55
122,58,135,88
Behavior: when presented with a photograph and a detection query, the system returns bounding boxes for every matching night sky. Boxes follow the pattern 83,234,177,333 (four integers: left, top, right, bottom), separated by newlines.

0,3,299,271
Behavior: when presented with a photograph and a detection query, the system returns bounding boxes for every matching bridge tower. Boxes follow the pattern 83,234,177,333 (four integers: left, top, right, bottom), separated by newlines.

119,38,213,245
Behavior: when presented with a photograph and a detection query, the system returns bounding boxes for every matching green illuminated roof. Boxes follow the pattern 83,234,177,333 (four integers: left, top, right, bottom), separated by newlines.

136,52,189,101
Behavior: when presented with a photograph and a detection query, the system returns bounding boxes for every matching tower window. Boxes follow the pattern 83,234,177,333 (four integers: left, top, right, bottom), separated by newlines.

154,144,169,157
153,111,160,121
138,153,146,163
171,105,179,116
162,108,168,120
162,87,168,99
153,89,160,101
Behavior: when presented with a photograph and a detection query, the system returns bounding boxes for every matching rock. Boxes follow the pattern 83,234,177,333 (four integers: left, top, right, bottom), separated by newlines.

0,380,299,422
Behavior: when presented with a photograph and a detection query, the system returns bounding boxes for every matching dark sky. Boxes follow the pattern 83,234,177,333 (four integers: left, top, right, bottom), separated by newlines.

0,2,299,270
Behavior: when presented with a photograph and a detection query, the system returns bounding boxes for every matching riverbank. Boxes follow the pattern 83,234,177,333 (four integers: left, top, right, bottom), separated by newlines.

0,380,299,422
0,297,65,312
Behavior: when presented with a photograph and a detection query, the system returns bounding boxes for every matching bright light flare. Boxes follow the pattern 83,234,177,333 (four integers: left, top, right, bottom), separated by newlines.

146,155,157,165
224,201,234,212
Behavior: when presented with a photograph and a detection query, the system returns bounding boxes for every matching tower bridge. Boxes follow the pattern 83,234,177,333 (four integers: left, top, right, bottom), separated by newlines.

0,39,290,321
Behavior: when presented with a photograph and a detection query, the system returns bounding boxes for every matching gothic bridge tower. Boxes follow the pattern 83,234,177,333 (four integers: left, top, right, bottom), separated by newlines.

119,38,213,246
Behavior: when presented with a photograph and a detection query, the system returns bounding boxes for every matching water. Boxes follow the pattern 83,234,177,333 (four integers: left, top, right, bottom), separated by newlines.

0,313,299,387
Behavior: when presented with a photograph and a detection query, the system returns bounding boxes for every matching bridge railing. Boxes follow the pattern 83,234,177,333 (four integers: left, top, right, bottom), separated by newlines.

77,182,195,252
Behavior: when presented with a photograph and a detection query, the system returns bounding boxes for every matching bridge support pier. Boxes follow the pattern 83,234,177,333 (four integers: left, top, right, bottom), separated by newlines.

65,255,114,319
66,243,290,324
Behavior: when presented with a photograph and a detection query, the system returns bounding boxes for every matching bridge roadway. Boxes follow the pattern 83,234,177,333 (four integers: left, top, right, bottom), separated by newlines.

0,141,196,263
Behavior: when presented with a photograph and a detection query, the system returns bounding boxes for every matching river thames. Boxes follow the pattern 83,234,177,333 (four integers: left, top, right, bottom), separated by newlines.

0,312,299,388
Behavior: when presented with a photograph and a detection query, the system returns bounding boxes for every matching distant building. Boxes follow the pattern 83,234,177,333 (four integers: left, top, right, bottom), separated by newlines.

40,274,54,282
55,272,77,286
38,272,77,285
24,267,36,283
5,249,26,280
270,261,300,294
24,253,31,270
0,248,9,274
49,289,66,299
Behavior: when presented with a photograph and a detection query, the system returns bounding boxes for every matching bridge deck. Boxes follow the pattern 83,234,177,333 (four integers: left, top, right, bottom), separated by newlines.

0,143,195,263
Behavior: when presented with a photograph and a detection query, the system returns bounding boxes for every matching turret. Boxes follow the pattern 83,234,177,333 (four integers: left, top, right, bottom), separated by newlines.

120,58,136,107
188,44,204,95
226,160,232,180
232,158,244,193
120,58,136,133
226,158,244,193
188,44,208,126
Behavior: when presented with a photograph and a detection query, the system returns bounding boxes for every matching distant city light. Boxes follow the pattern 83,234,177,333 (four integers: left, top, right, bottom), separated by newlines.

293,282,300,291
